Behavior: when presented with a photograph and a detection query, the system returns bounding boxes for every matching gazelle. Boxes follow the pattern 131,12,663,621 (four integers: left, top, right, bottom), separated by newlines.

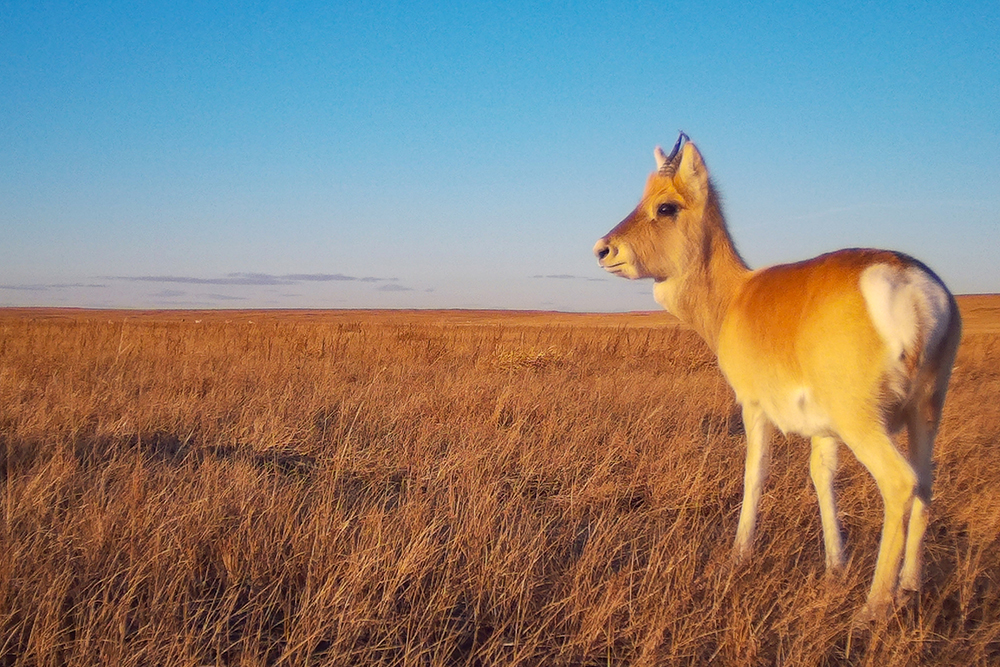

594,134,961,619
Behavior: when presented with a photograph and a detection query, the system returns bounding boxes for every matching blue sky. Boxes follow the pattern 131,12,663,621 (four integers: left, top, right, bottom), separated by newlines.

2,1,998,311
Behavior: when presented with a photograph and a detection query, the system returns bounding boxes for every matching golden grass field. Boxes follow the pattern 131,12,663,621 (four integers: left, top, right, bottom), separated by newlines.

2,296,999,666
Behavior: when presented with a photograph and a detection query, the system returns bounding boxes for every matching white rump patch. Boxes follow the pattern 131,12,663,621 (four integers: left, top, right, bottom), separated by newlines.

859,263,951,363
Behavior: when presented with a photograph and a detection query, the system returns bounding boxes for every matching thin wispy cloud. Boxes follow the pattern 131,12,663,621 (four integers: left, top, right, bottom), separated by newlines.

377,284,413,292
0,283,107,291
0,285,50,292
109,273,399,286
532,274,609,283
281,273,396,283
111,274,281,286
206,294,247,301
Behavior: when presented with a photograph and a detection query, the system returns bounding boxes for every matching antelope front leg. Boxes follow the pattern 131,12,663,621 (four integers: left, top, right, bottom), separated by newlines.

734,403,772,561
810,435,844,572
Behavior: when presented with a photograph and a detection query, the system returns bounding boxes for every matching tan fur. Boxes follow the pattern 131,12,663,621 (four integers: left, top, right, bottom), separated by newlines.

594,138,962,619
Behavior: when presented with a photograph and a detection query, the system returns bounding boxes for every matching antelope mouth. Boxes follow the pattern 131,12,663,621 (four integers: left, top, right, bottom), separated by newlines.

605,263,644,280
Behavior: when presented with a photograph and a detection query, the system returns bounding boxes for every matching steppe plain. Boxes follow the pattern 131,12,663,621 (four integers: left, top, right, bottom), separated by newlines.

2,295,999,665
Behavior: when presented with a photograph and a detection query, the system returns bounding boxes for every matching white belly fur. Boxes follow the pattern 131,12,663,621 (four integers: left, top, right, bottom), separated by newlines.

755,385,833,438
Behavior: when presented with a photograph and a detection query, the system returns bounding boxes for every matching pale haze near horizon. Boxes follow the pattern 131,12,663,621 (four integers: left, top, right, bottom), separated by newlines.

2,1,998,312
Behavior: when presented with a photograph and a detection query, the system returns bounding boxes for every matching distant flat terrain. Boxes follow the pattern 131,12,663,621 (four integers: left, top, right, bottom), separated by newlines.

2,292,997,333
954,294,1000,334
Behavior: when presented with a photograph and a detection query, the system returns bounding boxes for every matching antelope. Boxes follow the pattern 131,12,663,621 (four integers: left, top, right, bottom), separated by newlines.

593,134,961,619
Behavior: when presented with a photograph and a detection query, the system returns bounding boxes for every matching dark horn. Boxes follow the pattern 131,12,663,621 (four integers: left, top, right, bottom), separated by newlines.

659,131,689,176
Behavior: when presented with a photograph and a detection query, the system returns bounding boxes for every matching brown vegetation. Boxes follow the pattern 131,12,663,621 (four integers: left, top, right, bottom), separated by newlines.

2,302,999,665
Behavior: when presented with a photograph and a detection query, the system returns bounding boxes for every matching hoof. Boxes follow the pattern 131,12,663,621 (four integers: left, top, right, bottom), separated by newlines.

853,599,893,626
898,572,921,593
824,553,846,574
731,545,751,566
823,563,846,583
895,586,918,609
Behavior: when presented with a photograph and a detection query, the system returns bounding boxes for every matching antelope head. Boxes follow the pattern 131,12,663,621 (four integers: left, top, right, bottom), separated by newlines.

593,133,714,283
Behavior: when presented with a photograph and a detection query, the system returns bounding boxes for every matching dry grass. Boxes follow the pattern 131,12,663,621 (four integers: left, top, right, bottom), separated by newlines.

1,305,999,666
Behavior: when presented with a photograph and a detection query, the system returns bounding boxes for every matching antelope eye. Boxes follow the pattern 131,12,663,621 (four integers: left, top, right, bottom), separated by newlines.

657,202,679,217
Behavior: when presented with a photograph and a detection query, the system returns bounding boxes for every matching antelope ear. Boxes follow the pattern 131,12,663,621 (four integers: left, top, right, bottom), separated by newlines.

654,146,670,172
675,142,709,202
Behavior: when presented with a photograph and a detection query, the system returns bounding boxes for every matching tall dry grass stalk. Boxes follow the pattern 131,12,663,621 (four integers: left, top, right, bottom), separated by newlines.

1,309,998,666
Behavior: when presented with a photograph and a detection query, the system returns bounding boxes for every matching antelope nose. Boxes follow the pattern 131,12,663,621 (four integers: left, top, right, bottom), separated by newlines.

594,240,611,261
